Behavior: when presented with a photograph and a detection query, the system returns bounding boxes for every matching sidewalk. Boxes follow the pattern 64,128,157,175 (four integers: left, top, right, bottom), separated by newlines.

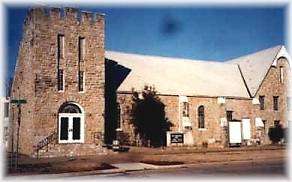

4,144,286,177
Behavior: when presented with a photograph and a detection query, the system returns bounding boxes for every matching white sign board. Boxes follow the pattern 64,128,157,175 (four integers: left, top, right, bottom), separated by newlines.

220,117,227,127
242,118,251,140
229,121,242,144
182,117,192,127
255,117,264,127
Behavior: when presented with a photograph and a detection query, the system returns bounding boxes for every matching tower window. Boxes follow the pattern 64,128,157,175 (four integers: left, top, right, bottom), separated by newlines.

79,37,85,61
58,35,65,59
78,71,84,92
58,69,64,91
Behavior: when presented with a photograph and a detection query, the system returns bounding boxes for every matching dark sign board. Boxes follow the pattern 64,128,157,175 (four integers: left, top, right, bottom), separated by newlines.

170,133,184,143
11,99,27,104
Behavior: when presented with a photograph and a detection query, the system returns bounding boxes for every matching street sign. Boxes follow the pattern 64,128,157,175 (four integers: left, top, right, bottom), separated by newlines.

10,99,27,104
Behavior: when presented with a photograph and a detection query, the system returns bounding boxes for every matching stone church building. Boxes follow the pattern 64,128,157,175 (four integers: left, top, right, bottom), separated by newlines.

10,7,290,158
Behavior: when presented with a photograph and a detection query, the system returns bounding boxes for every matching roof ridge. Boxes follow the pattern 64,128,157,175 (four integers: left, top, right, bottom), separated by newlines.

226,45,283,63
106,50,232,65
224,44,283,97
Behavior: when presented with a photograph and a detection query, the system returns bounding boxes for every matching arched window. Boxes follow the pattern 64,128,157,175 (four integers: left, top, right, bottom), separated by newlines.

59,103,82,113
198,105,205,128
182,102,189,117
58,102,84,143
280,66,284,84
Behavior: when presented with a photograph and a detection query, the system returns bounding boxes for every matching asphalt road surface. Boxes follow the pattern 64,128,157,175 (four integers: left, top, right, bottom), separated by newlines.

59,158,287,179
111,159,286,178
6,147,287,180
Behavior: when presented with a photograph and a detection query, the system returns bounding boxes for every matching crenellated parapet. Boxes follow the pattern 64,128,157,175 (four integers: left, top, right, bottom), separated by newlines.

24,6,104,27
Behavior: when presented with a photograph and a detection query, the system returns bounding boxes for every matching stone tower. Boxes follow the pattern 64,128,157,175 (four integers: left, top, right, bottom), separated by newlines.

10,7,105,157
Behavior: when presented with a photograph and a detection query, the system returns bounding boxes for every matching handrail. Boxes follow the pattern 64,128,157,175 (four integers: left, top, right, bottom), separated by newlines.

34,131,57,158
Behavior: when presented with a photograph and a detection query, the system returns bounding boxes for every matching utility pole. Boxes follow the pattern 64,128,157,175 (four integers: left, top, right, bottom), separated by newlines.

10,108,14,170
10,98,26,170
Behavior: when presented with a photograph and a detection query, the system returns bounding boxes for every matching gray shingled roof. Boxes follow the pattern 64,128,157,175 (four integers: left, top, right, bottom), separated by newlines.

105,51,250,98
226,45,284,97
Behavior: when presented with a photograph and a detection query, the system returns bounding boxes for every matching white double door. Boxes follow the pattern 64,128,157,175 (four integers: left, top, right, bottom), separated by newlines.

241,118,251,140
58,113,84,143
229,121,242,144
229,118,251,144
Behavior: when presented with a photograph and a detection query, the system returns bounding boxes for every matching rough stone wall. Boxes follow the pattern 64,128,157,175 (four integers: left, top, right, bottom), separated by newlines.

252,57,289,144
10,7,105,157
117,83,288,147
117,92,251,147
9,14,37,155
116,93,137,145
187,96,222,147
112,60,290,149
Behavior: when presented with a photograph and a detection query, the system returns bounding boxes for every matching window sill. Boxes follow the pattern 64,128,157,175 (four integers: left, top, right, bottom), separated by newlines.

198,128,207,131
58,140,84,144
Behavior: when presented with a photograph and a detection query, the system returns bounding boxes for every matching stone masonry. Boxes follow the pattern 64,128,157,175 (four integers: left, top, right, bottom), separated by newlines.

10,7,105,157
116,57,289,147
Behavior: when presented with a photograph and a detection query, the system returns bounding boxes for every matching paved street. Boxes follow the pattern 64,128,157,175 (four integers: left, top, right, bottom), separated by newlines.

4,146,288,179
112,159,286,178
63,158,286,179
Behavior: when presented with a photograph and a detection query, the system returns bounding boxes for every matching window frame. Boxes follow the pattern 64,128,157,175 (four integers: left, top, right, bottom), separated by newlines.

182,102,189,117
198,105,205,129
78,37,86,61
57,69,65,92
274,120,280,127
226,110,233,121
58,113,85,144
259,95,265,110
280,66,284,84
116,103,122,131
78,71,85,92
58,34,65,59
273,96,279,111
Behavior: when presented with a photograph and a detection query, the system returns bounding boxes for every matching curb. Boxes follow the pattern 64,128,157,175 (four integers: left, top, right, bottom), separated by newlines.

6,168,127,178
128,146,286,156
137,157,285,171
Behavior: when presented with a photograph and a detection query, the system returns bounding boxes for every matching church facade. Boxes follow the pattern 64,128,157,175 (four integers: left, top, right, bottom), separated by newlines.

9,7,290,158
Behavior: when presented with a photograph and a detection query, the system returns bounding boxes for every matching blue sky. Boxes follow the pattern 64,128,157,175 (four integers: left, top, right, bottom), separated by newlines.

6,6,286,81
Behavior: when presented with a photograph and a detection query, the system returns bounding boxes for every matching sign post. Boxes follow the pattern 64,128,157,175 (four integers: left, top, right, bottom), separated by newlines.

10,99,27,170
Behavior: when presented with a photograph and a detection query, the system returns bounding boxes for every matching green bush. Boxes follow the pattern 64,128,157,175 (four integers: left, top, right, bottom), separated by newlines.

268,125,284,144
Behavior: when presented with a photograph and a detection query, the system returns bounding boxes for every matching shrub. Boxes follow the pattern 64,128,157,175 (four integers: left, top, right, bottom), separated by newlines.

131,85,173,147
268,125,284,144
